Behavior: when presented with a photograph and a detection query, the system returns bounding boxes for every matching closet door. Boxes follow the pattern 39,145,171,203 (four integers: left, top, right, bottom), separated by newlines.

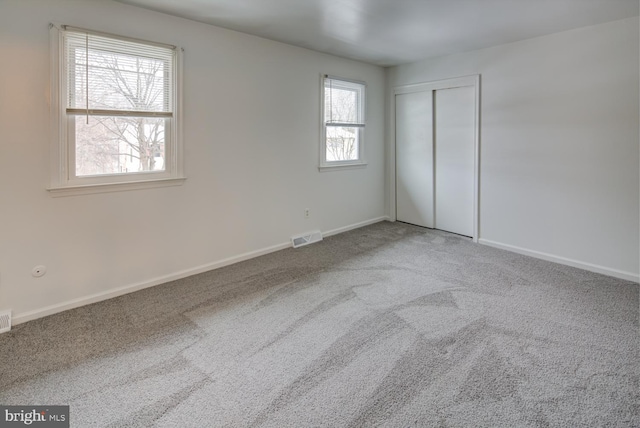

434,86,475,237
395,91,434,228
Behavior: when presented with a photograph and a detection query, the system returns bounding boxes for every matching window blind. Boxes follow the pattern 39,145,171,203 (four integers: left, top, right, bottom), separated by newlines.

324,76,365,128
63,27,175,118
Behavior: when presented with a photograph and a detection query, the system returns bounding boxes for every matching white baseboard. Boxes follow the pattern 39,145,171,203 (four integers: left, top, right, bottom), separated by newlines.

323,216,390,238
12,216,390,326
478,238,639,283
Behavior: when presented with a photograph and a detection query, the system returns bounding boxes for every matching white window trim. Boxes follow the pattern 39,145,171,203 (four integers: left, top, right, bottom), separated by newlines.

48,24,185,197
319,74,367,171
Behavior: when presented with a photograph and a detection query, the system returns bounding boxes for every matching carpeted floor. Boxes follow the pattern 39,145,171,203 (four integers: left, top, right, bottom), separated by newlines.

1,221,638,427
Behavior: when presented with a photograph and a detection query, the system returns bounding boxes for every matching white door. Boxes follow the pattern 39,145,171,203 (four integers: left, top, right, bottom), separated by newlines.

395,91,434,228
395,80,476,238
434,86,475,237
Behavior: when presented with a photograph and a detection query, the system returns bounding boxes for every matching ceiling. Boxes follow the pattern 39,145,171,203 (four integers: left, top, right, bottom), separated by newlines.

114,0,639,67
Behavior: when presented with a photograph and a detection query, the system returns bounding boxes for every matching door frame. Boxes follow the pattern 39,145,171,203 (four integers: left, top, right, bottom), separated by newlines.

390,75,481,242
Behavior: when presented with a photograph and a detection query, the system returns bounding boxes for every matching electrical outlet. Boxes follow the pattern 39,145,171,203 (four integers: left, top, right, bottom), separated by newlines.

304,208,310,219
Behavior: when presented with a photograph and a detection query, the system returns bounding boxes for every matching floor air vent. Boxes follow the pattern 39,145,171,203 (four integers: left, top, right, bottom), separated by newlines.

292,230,323,248
0,310,11,334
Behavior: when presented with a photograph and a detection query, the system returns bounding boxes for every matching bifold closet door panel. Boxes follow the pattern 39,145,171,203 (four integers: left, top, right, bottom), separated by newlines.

434,86,475,237
395,91,434,228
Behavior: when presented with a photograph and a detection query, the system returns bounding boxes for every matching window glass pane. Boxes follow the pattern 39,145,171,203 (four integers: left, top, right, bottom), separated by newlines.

326,126,359,161
75,116,165,176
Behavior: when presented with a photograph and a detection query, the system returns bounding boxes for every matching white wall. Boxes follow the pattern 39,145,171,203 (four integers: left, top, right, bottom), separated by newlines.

387,17,640,281
0,0,386,322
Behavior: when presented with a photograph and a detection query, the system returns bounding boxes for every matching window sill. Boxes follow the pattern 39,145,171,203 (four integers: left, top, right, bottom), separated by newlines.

318,162,368,172
47,177,186,197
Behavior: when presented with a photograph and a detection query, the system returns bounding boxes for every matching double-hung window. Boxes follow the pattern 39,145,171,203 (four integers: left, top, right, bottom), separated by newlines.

321,75,366,168
49,25,183,194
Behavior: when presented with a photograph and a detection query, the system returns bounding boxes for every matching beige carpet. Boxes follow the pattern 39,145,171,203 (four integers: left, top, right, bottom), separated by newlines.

1,221,638,427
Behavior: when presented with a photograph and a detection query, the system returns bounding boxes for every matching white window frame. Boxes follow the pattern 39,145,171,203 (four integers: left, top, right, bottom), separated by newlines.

320,75,367,170
48,24,185,196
